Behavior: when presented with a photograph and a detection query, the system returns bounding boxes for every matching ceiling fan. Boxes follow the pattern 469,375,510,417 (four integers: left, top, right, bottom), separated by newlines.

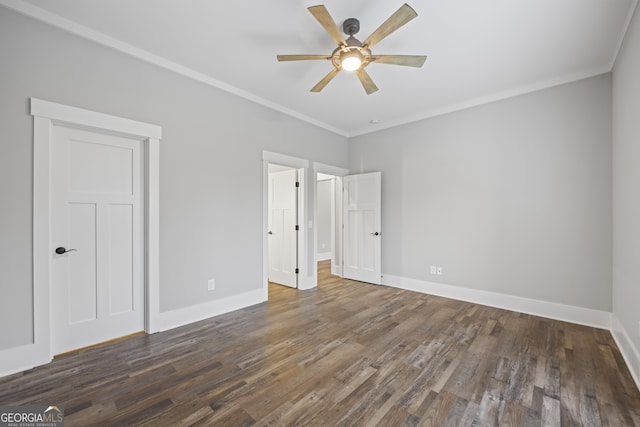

277,4,427,95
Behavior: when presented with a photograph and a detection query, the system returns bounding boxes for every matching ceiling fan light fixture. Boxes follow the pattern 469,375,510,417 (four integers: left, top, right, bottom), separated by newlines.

277,4,426,94
341,49,363,71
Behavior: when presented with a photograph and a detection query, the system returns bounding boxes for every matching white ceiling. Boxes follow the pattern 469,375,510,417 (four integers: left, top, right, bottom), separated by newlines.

3,0,637,136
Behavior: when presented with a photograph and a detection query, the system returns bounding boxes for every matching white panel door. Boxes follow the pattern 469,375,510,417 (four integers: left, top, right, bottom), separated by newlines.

51,125,144,354
343,172,381,284
268,169,298,288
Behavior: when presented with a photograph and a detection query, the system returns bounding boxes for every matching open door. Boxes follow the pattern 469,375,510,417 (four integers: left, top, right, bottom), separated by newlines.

268,167,298,288
343,172,381,284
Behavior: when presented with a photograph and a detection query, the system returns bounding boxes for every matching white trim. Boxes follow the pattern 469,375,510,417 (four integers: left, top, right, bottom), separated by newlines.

0,117,54,375
382,274,612,329
2,0,635,140
0,0,347,138
296,167,314,290
312,162,349,178
156,289,266,332
298,274,318,291
384,273,640,389
349,68,613,137
316,252,331,261
312,163,349,279
145,138,161,333
263,152,312,292
0,343,49,378
263,151,310,170
262,160,270,297
349,0,639,137
0,98,161,378
30,98,161,139
610,315,640,390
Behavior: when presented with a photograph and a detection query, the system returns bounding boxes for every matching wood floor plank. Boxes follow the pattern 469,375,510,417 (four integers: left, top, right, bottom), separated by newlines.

0,260,638,426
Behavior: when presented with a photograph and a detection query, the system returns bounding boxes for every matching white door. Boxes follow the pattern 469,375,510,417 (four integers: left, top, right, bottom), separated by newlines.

51,125,144,355
268,168,298,288
343,172,381,284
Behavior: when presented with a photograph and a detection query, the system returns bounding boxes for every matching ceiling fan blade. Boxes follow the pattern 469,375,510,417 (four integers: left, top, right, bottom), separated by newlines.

308,5,347,47
355,68,379,95
277,55,331,62
363,4,418,50
371,55,427,67
311,68,341,92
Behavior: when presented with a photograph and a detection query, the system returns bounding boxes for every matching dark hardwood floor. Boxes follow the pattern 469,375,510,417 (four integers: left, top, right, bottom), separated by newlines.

1,261,639,426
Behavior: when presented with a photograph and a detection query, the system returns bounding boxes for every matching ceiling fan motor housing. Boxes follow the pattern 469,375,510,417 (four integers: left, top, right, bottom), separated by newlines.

343,18,360,36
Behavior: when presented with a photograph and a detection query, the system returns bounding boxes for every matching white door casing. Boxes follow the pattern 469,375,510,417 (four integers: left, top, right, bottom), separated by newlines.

332,175,344,277
343,172,382,284
268,168,298,288
0,98,162,377
312,162,349,279
51,125,144,354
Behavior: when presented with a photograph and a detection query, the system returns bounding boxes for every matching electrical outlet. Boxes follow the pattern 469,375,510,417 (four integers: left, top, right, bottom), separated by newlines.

208,279,215,291
430,265,437,275
437,267,443,275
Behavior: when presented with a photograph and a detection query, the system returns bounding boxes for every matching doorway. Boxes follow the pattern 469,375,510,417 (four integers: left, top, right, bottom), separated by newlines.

316,172,341,279
313,163,349,281
28,98,160,368
316,173,333,263
315,170,381,284
268,164,300,288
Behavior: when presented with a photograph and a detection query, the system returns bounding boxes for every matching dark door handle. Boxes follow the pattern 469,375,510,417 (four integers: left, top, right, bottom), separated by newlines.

371,232,380,236
268,231,273,235
55,247,77,255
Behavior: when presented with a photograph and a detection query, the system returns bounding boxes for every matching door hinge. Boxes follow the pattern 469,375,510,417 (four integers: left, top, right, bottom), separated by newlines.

295,225,299,231
295,268,299,274
295,181,300,188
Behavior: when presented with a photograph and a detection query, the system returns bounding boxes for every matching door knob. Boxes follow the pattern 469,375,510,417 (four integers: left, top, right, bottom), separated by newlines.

268,231,273,235
370,232,380,236
55,247,77,255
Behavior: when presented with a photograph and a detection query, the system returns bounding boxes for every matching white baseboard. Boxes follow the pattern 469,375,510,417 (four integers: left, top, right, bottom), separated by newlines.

0,342,51,378
331,263,342,277
381,274,611,329
316,252,331,261
157,288,266,332
298,274,318,290
610,315,640,390
0,289,267,379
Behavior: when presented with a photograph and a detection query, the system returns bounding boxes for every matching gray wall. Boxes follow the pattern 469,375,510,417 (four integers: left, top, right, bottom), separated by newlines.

349,74,612,311
316,179,332,256
1,4,632,359
613,5,640,357
0,9,348,351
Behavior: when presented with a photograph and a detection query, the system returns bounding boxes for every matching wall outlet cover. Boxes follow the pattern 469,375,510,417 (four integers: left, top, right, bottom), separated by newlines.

430,266,437,274
208,279,215,291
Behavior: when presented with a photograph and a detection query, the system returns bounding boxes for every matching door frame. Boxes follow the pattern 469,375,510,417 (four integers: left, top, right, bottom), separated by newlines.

312,162,349,280
30,98,161,365
262,154,349,293
263,152,309,291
